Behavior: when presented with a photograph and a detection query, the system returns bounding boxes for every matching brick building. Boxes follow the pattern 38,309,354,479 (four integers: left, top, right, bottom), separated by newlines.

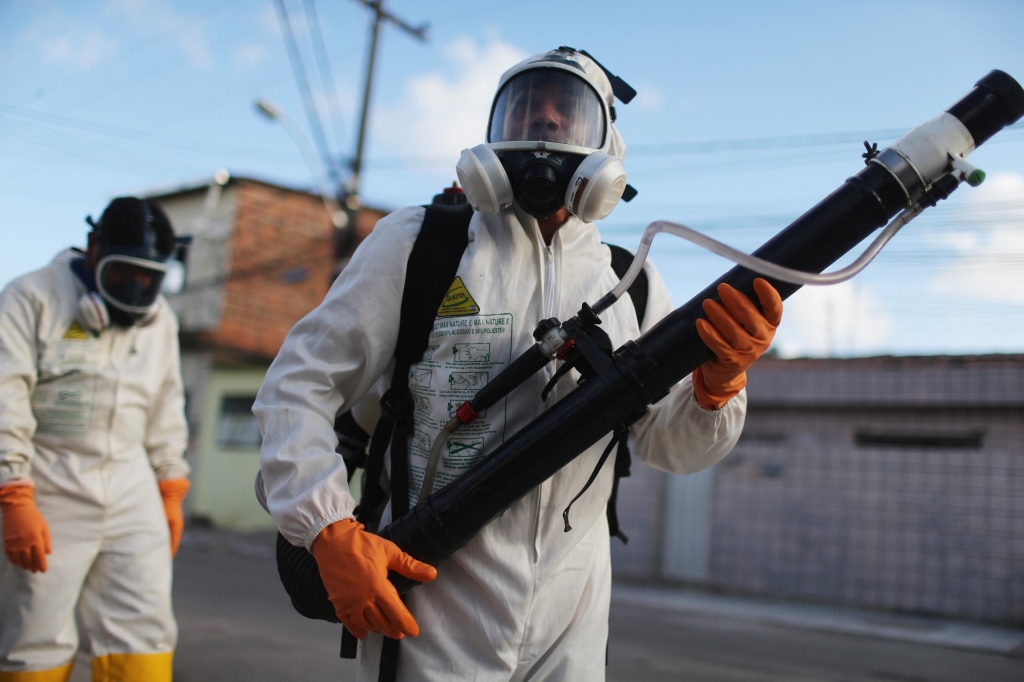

611,354,1024,624
146,172,387,530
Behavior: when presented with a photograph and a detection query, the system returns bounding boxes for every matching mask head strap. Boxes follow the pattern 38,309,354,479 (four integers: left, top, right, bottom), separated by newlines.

559,47,637,104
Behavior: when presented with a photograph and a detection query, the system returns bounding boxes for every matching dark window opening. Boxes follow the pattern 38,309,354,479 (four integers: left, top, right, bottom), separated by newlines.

738,431,788,444
854,431,984,449
217,395,262,448
281,267,309,284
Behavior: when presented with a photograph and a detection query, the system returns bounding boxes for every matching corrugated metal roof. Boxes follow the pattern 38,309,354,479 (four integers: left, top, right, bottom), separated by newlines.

745,354,1024,407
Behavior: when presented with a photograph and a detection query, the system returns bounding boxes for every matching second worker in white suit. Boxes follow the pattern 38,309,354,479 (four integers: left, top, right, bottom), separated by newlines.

0,198,190,682
255,48,784,681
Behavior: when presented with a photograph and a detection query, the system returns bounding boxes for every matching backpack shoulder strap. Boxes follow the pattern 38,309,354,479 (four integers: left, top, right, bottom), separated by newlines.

347,202,474,671
606,243,649,328
603,242,648,545
395,203,475,365
356,203,474,526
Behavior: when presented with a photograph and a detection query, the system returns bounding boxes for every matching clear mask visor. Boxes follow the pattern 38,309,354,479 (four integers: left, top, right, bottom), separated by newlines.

488,68,606,149
96,255,167,313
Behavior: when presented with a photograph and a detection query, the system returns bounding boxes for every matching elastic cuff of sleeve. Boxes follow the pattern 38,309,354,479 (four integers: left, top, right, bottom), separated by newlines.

154,462,192,482
0,476,34,489
303,511,356,552
692,367,745,411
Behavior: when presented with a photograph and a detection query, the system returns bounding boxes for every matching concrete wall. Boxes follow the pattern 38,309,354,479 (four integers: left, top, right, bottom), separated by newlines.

710,407,1024,623
155,183,238,333
610,456,667,578
188,366,277,532
610,356,1024,624
179,350,213,517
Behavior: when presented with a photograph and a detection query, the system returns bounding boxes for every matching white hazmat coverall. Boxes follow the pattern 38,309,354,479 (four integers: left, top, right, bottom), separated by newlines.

0,250,189,679
255,205,746,681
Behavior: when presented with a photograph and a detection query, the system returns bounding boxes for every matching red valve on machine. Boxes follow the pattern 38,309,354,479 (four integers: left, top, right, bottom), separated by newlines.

555,339,576,360
456,402,479,425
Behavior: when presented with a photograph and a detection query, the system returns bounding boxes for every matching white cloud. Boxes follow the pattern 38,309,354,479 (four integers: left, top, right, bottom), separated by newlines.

40,31,118,71
930,172,1024,304
634,84,664,112
106,0,213,68
375,36,528,162
255,4,280,34
773,282,893,358
12,1,215,73
233,43,268,69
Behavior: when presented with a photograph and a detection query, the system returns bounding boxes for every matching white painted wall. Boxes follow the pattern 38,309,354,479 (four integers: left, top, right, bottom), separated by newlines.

661,466,716,582
190,366,277,532
153,182,238,332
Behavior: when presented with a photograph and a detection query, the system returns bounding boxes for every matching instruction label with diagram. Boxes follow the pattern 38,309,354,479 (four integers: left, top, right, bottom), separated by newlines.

406,312,514,504
32,330,100,437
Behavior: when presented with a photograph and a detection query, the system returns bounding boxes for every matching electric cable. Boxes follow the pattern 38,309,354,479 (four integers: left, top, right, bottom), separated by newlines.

274,0,341,190
0,104,302,160
304,0,351,158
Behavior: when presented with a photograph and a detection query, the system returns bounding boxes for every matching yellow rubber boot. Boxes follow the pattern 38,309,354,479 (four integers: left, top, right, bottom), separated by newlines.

90,653,172,682
0,662,74,682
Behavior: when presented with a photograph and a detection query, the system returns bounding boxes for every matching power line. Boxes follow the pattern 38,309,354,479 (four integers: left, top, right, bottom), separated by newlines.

0,117,187,177
362,122,1024,170
0,104,298,161
274,0,340,191
304,0,350,160
4,97,1021,176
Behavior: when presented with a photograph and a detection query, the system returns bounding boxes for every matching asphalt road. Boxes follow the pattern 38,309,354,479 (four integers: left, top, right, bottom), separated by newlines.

73,529,1024,681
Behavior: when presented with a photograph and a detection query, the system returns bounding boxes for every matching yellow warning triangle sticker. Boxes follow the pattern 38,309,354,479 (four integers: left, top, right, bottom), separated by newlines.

63,321,90,340
437,276,480,317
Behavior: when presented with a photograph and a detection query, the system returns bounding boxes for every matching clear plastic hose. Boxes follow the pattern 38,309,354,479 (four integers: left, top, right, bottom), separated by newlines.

418,420,458,502
593,203,925,314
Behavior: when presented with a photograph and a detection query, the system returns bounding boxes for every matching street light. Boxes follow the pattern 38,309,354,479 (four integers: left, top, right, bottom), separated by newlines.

254,97,349,230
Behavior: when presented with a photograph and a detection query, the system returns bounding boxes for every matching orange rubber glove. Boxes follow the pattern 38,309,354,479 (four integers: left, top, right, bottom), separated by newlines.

693,278,783,410
312,518,437,640
0,484,52,573
158,478,190,557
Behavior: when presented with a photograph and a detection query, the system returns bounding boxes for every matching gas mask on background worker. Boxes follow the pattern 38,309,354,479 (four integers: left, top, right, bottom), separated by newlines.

456,48,637,222
77,204,170,331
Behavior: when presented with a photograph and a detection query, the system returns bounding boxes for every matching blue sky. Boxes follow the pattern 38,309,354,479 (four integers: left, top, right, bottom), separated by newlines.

2,0,1023,357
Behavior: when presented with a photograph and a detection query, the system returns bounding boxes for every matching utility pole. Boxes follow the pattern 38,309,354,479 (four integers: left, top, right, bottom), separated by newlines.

347,0,427,206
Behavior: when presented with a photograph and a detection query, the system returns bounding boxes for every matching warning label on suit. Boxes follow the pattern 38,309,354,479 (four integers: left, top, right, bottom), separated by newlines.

406,312,514,502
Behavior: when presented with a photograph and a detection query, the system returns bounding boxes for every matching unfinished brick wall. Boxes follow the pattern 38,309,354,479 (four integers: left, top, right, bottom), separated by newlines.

202,180,382,359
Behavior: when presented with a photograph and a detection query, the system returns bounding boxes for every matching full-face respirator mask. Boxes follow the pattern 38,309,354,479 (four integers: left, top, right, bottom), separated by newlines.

456,48,637,223
77,203,172,332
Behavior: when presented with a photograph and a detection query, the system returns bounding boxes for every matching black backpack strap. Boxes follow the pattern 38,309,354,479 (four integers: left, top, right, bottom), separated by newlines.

606,437,632,543
603,243,650,544
606,243,648,328
388,202,473,518
334,412,370,483
345,203,473,678
356,203,474,525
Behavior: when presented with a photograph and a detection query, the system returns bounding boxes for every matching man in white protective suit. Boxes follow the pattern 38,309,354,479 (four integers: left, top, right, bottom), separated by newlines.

0,197,190,682
255,48,784,681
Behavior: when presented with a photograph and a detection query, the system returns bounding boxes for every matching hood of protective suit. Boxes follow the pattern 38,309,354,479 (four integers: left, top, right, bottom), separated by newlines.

493,48,627,161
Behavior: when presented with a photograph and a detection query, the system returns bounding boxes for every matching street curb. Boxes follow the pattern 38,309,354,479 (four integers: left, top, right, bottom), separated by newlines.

611,583,1024,656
